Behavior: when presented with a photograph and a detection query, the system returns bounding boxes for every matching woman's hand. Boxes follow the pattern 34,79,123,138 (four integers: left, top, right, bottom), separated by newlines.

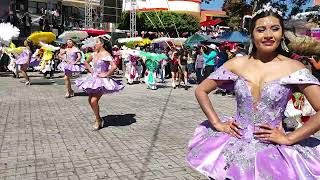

254,124,291,145
214,120,242,138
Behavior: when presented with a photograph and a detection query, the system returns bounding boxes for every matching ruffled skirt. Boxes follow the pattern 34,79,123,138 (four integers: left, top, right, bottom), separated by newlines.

15,58,28,65
75,74,124,94
186,118,320,179
29,58,40,67
57,61,85,75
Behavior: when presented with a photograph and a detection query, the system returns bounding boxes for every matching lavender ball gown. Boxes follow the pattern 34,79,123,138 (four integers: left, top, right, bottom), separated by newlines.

75,54,124,94
15,49,31,65
186,66,320,179
57,50,85,74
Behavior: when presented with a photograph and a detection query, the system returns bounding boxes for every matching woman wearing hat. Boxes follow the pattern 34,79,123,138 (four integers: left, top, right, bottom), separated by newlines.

202,44,218,79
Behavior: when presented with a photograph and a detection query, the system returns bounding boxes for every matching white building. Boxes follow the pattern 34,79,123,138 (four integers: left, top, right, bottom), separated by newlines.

122,0,201,17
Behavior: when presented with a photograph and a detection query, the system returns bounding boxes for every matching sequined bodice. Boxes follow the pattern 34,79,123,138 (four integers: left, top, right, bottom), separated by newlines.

66,51,79,62
210,67,320,129
234,77,291,127
18,49,31,61
92,59,109,74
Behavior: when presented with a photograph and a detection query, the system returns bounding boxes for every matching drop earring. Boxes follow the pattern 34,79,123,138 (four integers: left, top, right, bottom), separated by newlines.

248,40,253,54
281,38,289,52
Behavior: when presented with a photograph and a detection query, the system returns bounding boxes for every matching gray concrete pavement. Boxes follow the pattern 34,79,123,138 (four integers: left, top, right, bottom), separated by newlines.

0,71,236,180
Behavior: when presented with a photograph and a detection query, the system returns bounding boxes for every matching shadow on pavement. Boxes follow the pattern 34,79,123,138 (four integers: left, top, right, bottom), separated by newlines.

74,92,88,96
102,114,136,127
26,79,56,85
157,84,170,89
0,72,13,77
137,89,173,179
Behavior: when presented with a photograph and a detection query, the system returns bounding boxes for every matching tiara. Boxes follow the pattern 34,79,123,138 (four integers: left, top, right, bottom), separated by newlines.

252,3,283,18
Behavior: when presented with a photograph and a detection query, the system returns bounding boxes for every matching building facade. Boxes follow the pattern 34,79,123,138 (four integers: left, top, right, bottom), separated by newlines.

122,0,201,17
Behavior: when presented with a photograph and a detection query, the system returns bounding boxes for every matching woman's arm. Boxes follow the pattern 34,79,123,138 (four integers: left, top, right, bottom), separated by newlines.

170,52,175,61
195,78,242,138
195,79,222,126
26,51,31,64
286,84,320,145
195,55,199,68
58,50,66,60
309,57,320,70
73,52,81,64
98,61,117,78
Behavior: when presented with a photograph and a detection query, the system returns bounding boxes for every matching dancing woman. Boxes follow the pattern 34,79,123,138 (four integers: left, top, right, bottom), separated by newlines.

187,3,320,179
75,37,124,130
14,40,33,85
57,39,85,98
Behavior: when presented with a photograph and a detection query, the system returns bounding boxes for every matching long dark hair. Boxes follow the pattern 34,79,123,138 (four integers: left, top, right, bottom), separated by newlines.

98,37,112,55
249,10,288,57
25,39,35,54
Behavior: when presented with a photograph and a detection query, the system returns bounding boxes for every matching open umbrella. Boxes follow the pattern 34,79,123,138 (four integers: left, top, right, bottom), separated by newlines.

214,31,250,43
184,34,210,47
80,29,108,36
58,31,88,43
117,37,143,44
28,32,56,45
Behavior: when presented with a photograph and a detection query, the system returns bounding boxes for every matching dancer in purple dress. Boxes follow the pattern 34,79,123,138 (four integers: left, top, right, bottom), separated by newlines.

186,4,320,179
75,37,124,130
14,40,32,85
58,39,85,98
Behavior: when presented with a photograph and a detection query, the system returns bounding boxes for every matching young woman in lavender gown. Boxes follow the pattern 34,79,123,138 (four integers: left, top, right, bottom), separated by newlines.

75,37,124,130
187,3,320,179
57,39,85,98
14,40,33,85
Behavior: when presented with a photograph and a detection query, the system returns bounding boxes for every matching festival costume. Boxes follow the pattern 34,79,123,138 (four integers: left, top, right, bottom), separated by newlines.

125,55,139,84
284,92,316,129
57,49,85,75
29,49,41,67
75,53,124,94
186,66,320,179
15,48,31,65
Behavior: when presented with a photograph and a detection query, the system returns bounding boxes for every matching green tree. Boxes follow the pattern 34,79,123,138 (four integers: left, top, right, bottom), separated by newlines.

222,0,250,30
248,0,311,17
118,11,200,37
221,0,311,29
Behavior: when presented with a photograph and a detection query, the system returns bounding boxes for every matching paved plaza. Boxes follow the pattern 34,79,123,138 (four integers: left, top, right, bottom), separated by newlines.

0,71,236,180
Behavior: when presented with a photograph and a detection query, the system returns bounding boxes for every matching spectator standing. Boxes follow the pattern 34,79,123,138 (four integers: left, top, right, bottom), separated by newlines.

202,44,218,79
22,12,32,37
195,50,204,83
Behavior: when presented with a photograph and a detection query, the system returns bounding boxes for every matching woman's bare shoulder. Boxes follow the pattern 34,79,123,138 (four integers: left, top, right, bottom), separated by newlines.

223,55,251,71
279,55,305,71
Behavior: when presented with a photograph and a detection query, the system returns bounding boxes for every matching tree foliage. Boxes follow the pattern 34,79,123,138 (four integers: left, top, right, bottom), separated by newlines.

221,0,312,29
222,0,250,30
118,11,200,36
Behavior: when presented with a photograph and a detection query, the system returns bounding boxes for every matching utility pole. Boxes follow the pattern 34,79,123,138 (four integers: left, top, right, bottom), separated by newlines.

85,0,93,28
130,0,136,37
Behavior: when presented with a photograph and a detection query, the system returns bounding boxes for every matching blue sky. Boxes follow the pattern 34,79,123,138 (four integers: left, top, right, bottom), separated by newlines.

201,0,314,11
